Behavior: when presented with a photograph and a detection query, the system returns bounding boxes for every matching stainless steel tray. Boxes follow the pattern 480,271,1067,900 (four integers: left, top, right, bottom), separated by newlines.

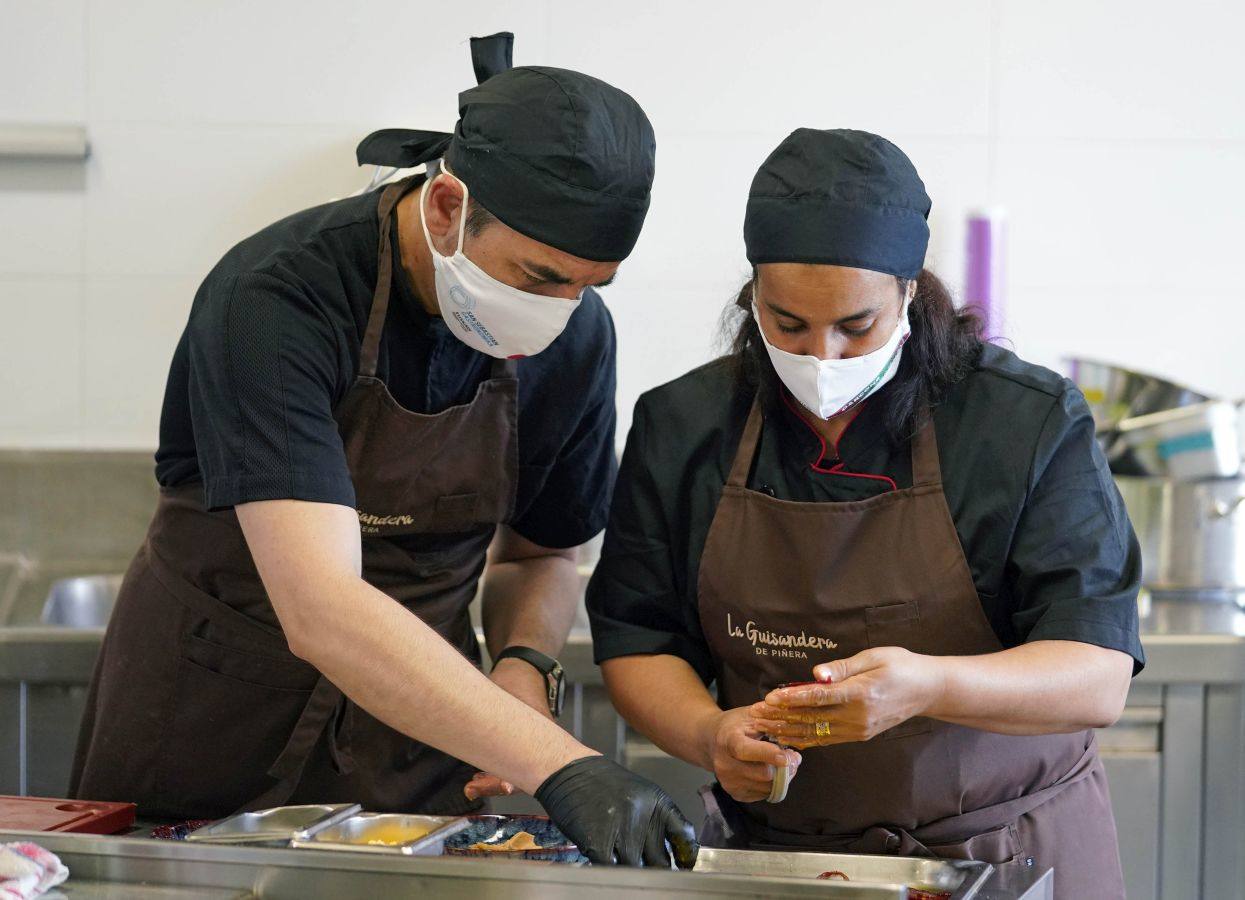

291,812,468,855
186,802,361,845
694,847,993,899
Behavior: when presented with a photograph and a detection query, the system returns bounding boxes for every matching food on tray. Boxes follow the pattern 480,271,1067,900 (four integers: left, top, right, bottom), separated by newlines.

812,870,949,899
362,823,431,846
445,815,585,862
468,830,543,852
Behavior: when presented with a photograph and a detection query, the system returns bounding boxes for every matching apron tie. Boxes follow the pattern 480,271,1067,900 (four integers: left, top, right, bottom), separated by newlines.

847,825,930,856
239,676,356,814
849,735,1102,856
266,676,356,782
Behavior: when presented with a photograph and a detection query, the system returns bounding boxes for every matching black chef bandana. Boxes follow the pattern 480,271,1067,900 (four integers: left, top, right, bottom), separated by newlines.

356,32,655,263
744,128,931,279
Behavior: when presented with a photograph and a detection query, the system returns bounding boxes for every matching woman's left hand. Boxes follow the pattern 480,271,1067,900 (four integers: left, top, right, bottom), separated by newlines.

749,647,946,748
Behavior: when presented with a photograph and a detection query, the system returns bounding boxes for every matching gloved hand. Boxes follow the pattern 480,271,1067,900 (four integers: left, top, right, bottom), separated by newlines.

535,755,699,868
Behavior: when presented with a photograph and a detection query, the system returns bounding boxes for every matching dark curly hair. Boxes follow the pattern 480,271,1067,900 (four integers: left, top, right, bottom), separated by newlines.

726,268,985,442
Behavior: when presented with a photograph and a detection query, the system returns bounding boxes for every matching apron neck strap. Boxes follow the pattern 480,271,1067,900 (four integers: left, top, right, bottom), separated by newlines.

361,175,424,379
726,397,765,488
491,357,519,379
909,412,942,487
727,397,942,491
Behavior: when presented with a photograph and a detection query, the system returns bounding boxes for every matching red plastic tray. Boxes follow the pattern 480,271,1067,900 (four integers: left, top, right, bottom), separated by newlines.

0,796,137,834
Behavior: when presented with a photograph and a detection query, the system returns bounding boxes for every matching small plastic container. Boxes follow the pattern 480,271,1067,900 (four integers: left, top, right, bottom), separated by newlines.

767,758,796,804
764,680,827,803
1118,400,1241,480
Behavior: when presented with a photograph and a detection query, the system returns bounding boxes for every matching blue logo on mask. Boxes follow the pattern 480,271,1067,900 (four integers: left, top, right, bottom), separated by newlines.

449,285,475,311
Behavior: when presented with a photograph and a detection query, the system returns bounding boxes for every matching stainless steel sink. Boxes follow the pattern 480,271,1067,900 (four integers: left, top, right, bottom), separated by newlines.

40,574,122,627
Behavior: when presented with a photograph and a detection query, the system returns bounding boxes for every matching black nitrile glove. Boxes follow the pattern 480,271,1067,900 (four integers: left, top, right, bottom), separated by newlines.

535,755,699,868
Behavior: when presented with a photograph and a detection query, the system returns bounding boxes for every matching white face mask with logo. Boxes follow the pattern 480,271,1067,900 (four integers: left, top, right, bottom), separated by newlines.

420,175,582,359
752,293,911,420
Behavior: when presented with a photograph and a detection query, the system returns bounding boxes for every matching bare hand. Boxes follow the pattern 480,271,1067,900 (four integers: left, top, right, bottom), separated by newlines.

464,771,515,801
750,647,945,748
705,707,801,803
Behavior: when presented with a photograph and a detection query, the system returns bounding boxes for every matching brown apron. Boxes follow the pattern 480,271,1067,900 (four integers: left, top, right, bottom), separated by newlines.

70,175,518,819
696,398,1125,899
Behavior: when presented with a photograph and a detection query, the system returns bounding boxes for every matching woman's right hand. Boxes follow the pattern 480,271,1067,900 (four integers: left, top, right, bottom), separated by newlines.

705,706,802,803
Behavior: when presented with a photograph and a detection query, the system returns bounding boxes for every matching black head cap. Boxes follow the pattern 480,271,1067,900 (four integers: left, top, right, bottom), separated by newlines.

744,128,931,278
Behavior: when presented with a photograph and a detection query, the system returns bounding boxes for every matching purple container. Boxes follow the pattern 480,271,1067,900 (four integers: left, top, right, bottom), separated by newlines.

964,209,1006,339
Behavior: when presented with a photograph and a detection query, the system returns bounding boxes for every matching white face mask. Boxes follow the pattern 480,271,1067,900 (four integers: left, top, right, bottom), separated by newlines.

753,294,911,420
420,175,582,359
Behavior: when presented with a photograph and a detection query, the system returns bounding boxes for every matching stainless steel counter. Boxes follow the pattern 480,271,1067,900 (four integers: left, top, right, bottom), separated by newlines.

3,593,1241,688
1,595,1240,899
1134,593,1245,682
0,828,1055,899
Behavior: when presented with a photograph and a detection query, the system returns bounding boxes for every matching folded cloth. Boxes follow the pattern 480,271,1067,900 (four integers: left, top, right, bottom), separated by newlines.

0,843,68,899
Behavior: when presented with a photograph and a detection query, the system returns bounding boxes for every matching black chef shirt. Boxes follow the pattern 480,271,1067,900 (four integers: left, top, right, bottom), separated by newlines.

155,178,617,550
586,343,1145,680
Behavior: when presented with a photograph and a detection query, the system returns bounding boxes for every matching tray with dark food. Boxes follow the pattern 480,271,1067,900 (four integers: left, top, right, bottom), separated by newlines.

694,847,992,898
443,815,586,863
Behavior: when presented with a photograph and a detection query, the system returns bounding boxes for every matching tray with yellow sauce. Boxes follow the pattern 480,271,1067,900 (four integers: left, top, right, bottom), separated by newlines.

290,812,469,855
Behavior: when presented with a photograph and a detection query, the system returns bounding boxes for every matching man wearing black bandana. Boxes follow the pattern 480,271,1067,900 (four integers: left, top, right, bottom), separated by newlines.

71,33,696,868
588,129,1141,895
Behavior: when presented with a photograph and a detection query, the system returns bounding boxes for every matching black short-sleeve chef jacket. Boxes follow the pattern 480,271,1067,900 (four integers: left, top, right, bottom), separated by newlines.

154,178,617,550
586,344,1145,680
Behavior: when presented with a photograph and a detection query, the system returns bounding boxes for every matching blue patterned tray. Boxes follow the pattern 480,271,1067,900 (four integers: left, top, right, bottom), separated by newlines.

442,815,586,863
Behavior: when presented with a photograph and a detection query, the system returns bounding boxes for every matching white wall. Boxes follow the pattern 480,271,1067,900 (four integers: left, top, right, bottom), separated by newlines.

2,0,1243,448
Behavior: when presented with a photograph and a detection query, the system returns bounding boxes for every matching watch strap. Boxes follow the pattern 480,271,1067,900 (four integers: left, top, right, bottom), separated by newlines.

493,645,558,676
494,646,564,718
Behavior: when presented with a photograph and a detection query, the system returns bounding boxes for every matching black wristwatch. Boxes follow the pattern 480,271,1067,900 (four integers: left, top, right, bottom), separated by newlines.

493,646,565,718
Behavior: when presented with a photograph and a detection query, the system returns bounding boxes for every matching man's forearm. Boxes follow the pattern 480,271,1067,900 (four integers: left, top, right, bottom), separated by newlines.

480,526,581,661
291,567,591,793
480,552,581,659
237,501,593,794
479,546,580,717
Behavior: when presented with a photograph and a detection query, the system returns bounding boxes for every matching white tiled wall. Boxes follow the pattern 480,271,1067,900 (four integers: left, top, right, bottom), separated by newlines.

2,0,1243,448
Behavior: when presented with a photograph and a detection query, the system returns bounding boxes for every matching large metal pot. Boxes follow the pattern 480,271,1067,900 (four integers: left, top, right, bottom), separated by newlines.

1116,475,1245,601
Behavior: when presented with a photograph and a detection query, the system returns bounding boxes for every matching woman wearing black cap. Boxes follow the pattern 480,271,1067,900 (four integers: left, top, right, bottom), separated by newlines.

587,129,1140,896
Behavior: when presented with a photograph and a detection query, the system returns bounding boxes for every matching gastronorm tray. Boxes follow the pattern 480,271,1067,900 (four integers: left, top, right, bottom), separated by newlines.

185,803,360,846
694,847,994,899
290,813,468,855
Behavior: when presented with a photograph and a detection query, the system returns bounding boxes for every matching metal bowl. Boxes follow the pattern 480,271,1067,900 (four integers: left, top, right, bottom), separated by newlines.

1067,357,1210,433
40,575,122,627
